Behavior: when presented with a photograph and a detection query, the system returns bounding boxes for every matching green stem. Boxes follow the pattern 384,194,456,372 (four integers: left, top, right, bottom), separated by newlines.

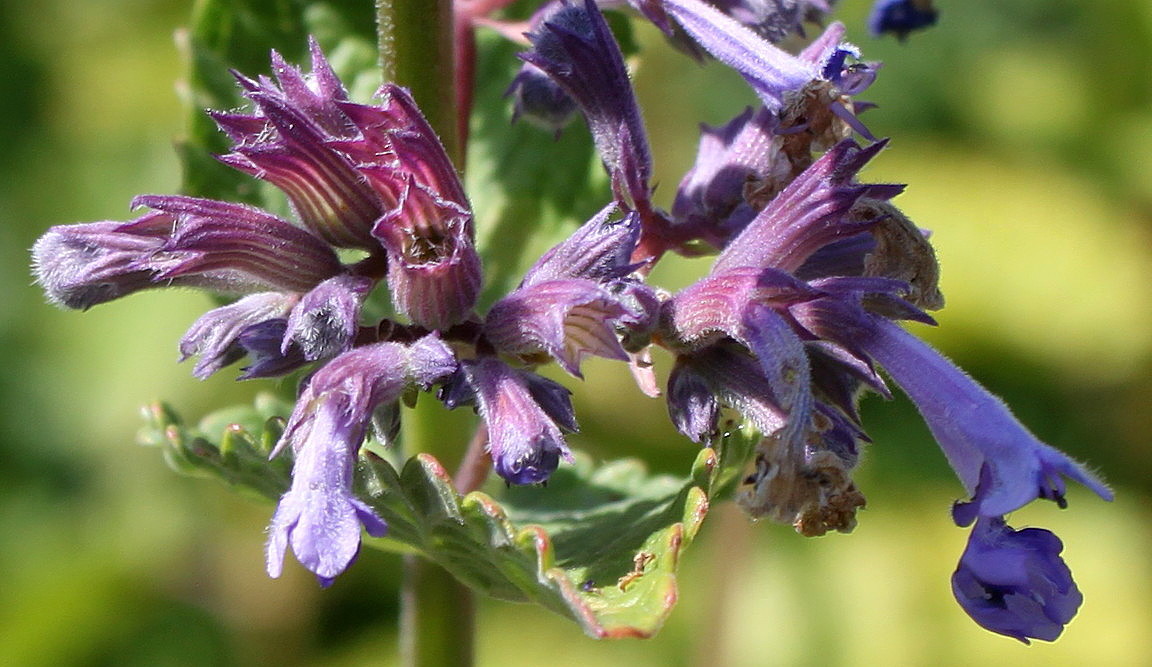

377,3,473,665
400,555,476,667
376,0,460,164
397,399,477,667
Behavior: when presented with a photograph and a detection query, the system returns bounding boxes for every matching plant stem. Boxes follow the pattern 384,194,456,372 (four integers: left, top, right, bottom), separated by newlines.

376,0,460,164
377,2,473,665
397,399,477,667
400,555,476,667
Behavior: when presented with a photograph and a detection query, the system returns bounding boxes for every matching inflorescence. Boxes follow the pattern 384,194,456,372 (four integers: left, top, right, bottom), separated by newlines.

32,0,1107,643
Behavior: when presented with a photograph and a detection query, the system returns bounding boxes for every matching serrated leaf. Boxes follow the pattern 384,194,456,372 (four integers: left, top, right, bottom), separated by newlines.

138,393,295,500
141,395,760,637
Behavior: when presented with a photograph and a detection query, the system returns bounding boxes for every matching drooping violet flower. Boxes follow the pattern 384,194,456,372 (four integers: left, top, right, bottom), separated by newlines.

952,517,1082,643
869,0,938,40
456,358,577,485
851,316,1113,522
520,0,654,212
267,335,456,584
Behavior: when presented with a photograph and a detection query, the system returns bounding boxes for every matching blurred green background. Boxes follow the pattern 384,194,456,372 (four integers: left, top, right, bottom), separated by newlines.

1,0,1149,664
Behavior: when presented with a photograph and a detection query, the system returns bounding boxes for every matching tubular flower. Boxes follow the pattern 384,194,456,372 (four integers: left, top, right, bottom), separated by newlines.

267,335,456,584
519,0,655,212
455,358,578,486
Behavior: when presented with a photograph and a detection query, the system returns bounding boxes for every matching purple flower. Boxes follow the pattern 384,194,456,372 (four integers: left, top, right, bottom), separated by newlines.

459,358,577,485
33,44,486,381
852,316,1113,523
265,401,389,586
869,0,938,40
267,335,456,584
952,517,1082,643
520,0,654,212
484,204,652,376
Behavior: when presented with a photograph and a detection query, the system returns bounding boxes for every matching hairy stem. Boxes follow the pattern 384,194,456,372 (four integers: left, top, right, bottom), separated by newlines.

376,0,460,163
378,2,473,665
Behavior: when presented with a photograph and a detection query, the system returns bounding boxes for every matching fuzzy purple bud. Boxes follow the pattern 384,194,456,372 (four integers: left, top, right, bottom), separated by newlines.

461,358,576,485
520,204,640,286
283,274,372,361
32,220,166,310
180,292,296,379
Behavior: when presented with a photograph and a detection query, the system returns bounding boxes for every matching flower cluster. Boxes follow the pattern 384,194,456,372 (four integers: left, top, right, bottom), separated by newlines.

34,0,1105,644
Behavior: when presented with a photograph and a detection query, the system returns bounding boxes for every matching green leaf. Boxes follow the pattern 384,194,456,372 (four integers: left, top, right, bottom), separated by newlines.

176,0,378,201
137,394,295,501
140,396,760,638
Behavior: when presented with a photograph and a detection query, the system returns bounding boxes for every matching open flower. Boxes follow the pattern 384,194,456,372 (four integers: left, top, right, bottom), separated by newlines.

952,517,1083,643
267,335,456,584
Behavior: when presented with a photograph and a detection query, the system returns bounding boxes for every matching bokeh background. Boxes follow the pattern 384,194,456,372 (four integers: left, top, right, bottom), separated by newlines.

1,0,1149,664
